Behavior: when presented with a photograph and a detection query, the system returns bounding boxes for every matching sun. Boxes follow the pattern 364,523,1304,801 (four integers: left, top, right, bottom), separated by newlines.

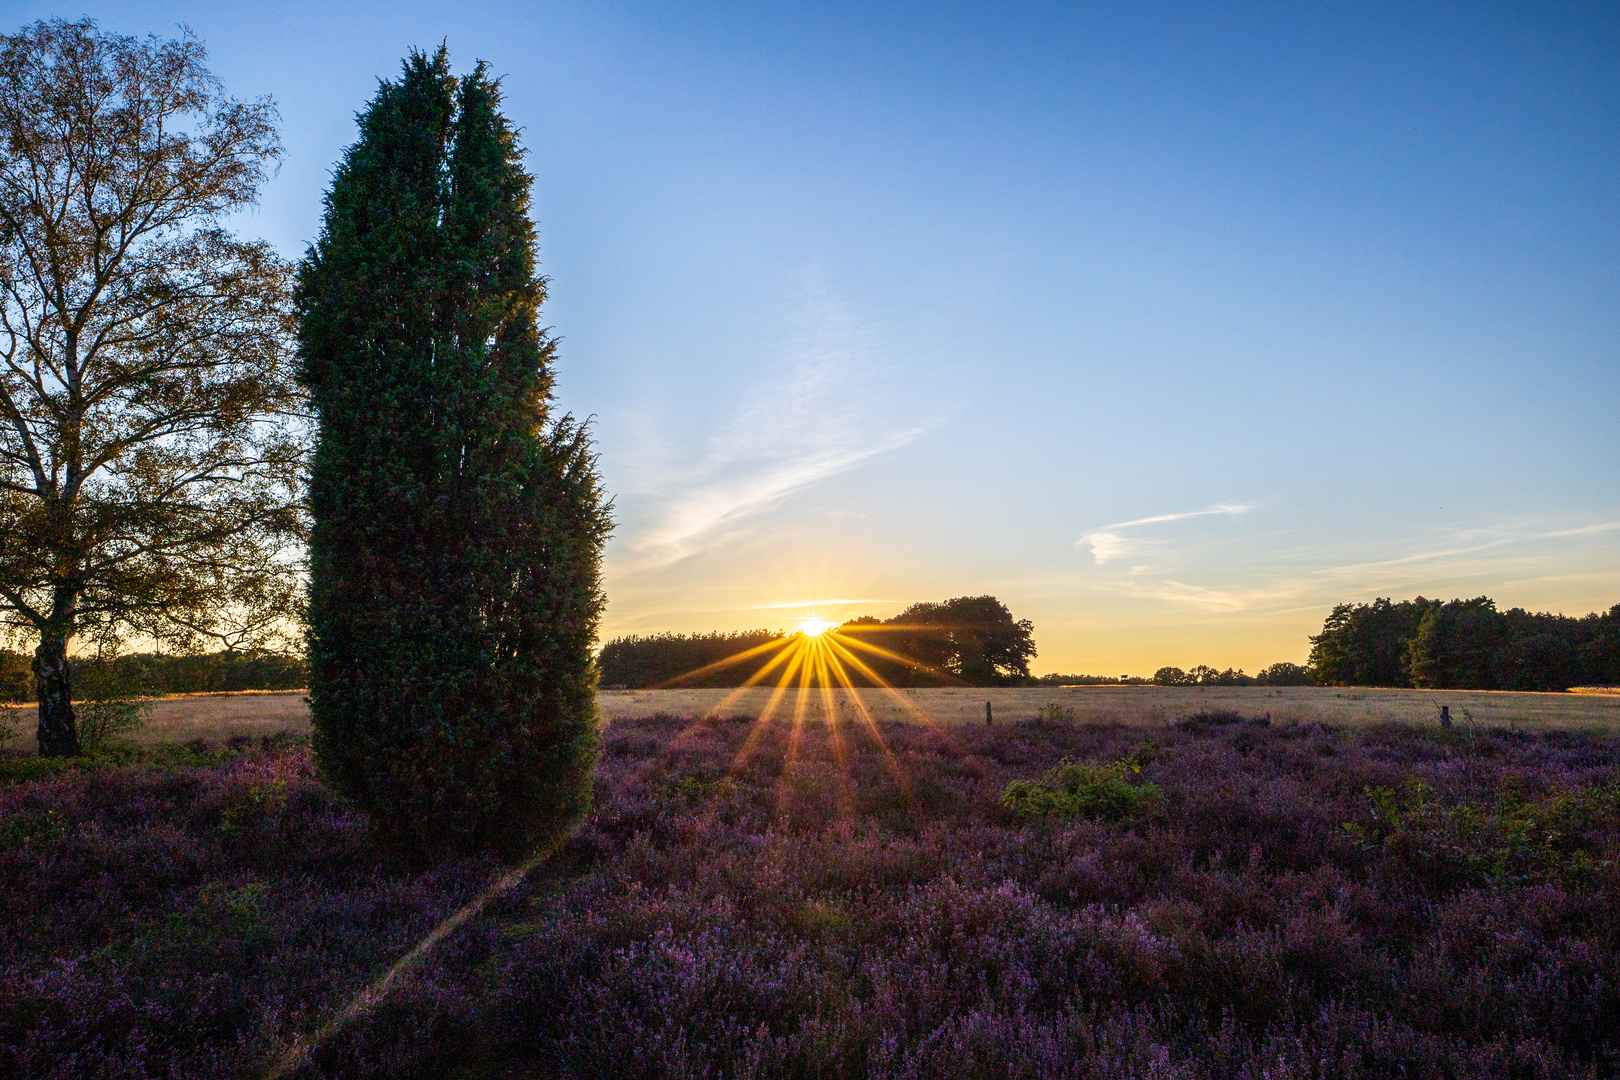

799,616,834,637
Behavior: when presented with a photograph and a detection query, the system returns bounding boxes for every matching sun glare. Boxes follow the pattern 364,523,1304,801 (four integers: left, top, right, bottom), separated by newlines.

799,616,833,636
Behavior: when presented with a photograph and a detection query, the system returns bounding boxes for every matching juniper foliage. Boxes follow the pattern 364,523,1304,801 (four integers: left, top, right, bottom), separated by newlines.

297,50,609,856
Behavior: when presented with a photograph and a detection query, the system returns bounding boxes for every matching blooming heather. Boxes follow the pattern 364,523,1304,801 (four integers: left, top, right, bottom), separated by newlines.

3,711,1618,1077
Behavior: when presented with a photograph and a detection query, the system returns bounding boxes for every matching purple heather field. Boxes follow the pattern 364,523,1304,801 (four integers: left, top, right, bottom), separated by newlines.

4,709,1619,1079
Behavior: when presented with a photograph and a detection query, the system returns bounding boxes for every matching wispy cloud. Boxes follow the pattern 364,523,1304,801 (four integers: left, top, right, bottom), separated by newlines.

617,285,934,573
1076,503,1252,565
1314,543,1512,583
1083,516,1620,614
1544,521,1620,539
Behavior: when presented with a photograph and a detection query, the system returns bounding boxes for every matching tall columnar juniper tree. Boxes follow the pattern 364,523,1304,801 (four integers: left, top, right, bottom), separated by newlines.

298,50,610,856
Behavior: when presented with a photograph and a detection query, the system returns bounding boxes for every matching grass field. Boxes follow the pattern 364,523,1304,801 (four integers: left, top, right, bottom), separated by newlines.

2,690,311,753
601,684,1620,731
6,685,1617,753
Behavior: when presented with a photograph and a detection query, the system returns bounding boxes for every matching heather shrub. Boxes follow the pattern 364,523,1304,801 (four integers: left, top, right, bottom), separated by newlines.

1174,707,1253,733
0,739,509,1078
5,713,1620,1077
1348,775,1620,891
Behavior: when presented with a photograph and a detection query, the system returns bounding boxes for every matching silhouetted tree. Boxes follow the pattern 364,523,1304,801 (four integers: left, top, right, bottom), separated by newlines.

1309,598,1435,687
1256,661,1315,686
1408,597,1505,689
299,50,609,856
851,596,1036,686
1584,605,1620,687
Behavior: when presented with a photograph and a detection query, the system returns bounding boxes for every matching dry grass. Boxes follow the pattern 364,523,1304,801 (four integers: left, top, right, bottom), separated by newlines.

2,690,310,753
605,684,1620,730
4,684,1616,753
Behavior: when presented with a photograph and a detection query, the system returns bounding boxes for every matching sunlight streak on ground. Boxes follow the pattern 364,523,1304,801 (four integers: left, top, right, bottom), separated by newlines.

822,637,917,807
262,833,568,1080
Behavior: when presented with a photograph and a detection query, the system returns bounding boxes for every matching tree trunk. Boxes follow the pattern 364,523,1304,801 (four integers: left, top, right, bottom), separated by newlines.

34,635,79,757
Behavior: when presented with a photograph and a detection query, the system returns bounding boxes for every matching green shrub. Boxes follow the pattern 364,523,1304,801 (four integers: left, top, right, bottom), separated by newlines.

1001,757,1162,822
219,780,288,839
75,697,150,753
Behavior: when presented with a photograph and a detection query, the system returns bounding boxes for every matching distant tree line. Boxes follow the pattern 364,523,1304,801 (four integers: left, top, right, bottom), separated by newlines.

597,630,788,689
0,650,307,703
1034,674,1152,686
1151,662,1315,687
1308,596,1620,690
597,596,1037,689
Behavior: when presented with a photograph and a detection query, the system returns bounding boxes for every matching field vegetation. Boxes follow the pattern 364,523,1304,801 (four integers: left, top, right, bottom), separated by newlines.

7,685,1618,756
5,706,1620,1077
599,686,1620,733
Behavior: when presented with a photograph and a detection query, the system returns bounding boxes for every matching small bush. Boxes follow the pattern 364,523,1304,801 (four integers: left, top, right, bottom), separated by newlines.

219,779,289,839
1033,702,1074,724
75,697,151,752
1123,735,1163,766
1001,757,1162,821
74,661,153,752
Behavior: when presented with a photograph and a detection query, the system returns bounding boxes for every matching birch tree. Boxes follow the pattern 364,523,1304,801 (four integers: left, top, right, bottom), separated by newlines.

0,19,302,755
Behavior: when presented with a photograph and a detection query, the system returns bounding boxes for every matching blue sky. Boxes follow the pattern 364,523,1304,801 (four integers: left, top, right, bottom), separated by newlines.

15,1,1618,673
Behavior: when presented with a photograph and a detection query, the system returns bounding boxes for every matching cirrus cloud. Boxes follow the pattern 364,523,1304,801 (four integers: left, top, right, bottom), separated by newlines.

1076,503,1253,565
